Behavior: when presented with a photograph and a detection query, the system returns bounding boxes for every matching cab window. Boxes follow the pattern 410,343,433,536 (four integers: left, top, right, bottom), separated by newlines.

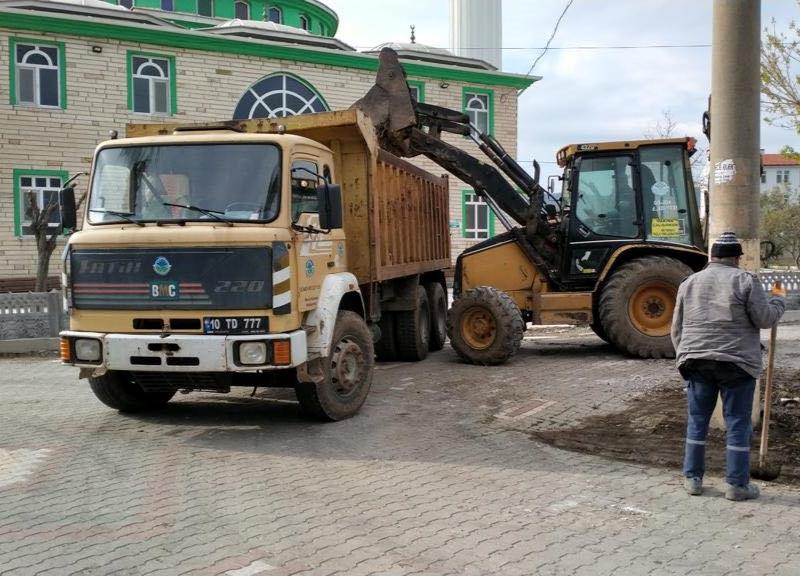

574,155,637,238
291,159,319,221
640,145,692,245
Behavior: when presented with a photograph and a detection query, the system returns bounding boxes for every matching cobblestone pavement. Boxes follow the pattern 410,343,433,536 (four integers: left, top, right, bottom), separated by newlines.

1,317,800,575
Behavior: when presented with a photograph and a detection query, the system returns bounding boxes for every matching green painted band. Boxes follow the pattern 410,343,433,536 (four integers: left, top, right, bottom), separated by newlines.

0,12,537,89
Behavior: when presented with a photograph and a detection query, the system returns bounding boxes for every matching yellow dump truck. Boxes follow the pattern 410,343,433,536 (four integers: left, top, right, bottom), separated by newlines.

58,110,450,420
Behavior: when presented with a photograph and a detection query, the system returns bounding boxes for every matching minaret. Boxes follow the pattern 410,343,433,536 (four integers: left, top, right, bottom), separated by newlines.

449,0,502,69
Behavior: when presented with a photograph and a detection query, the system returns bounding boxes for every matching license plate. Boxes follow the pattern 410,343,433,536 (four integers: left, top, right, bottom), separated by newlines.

203,316,268,335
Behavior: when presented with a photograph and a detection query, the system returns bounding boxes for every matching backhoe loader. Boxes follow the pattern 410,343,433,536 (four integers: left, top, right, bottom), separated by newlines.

353,48,707,364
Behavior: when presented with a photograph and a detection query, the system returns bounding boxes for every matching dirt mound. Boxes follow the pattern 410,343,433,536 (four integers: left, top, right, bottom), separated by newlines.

533,368,800,484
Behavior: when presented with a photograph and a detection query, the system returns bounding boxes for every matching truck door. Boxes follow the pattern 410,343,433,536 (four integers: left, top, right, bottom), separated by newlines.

565,153,640,287
291,157,344,311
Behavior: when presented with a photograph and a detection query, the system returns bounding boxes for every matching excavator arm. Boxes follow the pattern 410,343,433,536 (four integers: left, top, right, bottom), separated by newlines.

352,48,561,281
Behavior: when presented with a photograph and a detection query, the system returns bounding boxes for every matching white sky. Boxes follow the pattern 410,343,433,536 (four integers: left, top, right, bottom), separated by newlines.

326,0,798,180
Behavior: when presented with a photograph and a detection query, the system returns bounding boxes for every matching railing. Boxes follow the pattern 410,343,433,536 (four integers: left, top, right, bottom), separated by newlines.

0,291,65,340
759,270,800,295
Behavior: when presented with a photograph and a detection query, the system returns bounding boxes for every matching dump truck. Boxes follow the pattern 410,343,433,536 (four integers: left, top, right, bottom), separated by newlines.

352,48,708,364
58,109,450,420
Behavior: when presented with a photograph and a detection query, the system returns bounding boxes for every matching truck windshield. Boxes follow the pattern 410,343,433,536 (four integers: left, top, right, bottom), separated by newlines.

639,145,694,246
87,143,281,225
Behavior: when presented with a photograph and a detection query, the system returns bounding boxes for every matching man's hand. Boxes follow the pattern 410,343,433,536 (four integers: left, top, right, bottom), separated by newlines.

771,282,786,298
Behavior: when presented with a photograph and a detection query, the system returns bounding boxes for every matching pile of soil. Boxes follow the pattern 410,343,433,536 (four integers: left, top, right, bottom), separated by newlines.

533,368,800,484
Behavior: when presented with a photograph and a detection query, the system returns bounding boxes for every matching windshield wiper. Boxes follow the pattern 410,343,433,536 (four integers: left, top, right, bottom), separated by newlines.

89,209,145,227
162,202,234,226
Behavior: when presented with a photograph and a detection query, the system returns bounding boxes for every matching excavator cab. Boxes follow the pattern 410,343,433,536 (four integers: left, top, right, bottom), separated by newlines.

354,48,708,366
557,139,704,291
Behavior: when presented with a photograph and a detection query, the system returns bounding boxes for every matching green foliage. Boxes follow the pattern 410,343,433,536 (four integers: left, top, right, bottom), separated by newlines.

761,188,800,267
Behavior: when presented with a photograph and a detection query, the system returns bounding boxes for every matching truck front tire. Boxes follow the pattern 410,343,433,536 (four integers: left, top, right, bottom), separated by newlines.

89,371,176,412
295,311,375,421
447,286,524,365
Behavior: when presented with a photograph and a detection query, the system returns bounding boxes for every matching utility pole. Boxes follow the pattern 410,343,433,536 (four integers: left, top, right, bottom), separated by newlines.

709,0,761,270
709,0,762,428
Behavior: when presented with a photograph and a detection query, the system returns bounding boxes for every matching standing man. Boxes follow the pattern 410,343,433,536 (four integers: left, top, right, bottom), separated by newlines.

671,232,785,501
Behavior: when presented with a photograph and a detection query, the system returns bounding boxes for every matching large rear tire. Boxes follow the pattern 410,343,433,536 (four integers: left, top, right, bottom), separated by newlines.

89,370,176,412
395,285,430,361
425,282,448,352
374,312,398,362
447,286,524,366
295,311,374,421
599,256,692,358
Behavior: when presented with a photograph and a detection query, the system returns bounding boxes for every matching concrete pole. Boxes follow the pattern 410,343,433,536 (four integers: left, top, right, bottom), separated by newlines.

709,0,762,429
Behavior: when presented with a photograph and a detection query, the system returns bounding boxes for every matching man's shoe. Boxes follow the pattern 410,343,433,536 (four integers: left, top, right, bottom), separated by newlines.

684,476,703,495
725,483,760,501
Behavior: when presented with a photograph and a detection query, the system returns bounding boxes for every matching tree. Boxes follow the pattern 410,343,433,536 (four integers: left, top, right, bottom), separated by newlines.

762,7,800,133
24,184,84,292
760,188,800,267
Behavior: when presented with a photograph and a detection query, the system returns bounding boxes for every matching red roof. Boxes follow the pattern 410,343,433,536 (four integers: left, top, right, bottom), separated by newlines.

762,153,800,166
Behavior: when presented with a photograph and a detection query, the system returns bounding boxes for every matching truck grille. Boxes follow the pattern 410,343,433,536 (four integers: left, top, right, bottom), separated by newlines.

131,372,231,393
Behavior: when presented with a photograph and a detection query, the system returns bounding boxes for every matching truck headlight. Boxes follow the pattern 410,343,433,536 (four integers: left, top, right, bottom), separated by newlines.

239,341,268,365
74,338,102,362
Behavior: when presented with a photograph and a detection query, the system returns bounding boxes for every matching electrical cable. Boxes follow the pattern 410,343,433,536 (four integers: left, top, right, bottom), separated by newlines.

524,0,576,77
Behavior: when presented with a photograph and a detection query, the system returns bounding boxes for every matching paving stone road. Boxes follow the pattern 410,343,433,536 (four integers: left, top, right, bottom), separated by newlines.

1,318,799,576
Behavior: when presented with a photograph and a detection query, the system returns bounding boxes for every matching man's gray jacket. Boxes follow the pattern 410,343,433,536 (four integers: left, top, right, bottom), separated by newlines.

671,262,785,377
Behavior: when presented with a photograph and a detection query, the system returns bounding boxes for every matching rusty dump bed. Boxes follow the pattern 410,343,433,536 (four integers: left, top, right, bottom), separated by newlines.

126,109,450,286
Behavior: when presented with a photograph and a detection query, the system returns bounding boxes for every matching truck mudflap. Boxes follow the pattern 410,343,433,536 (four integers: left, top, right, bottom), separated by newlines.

60,330,307,373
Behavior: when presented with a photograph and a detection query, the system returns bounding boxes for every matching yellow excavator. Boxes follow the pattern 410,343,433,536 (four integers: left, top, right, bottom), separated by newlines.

354,48,707,365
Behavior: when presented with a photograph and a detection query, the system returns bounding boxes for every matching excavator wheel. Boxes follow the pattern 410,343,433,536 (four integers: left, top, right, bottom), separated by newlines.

599,256,692,359
447,286,524,366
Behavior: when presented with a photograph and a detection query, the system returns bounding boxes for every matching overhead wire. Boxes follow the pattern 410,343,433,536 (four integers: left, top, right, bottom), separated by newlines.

524,0,576,77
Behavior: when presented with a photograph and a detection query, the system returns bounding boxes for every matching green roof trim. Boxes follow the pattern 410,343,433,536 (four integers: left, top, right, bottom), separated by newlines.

0,11,538,90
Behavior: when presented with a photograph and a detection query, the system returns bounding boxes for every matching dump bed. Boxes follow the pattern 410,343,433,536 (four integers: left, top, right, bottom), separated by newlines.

127,110,450,286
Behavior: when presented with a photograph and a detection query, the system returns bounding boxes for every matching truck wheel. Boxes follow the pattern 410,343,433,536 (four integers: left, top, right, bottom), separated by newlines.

599,256,692,359
590,322,611,344
447,286,524,366
295,311,374,421
425,282,448,351
374,312,397,362
89,371,176,412
395,285,430,361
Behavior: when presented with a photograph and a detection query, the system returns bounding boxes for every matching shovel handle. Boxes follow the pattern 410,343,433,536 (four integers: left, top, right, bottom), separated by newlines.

759,323,778,466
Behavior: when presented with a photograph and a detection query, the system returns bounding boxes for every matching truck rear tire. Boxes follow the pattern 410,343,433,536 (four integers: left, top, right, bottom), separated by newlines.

374,312,398,362
447,286,524,366
395,285,430,361
425,282,448,351
89,370,176,412
599,256,692,359
295,311,375,421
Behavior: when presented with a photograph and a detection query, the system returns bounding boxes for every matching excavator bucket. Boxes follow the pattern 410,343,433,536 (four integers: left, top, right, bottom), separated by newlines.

351,48,417,157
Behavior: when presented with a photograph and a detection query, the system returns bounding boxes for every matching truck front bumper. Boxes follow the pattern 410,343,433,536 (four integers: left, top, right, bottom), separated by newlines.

59,330,308,372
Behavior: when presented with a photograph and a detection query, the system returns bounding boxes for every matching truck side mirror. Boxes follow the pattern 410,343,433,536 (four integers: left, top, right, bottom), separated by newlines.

317,183,342,230
60,186,77,231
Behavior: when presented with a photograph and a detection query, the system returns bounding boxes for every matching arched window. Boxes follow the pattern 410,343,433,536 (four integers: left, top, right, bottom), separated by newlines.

234,0,249,20
131,56,170,115
268,6,282,23
15,43,61,107
233,73,328,119
299,15,309,30
464,90,491,136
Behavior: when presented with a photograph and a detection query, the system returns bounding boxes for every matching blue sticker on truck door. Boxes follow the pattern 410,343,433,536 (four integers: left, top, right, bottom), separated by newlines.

71,247,271,310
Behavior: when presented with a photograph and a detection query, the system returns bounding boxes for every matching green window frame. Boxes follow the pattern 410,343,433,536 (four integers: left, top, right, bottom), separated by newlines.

12,168,69,238
126,51,177,115
407,79,426,103
462,86,494,136
8,37,67,109
461,189,495,240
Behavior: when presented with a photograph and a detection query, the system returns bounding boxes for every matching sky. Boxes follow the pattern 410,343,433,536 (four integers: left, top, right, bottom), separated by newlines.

325,0,798,180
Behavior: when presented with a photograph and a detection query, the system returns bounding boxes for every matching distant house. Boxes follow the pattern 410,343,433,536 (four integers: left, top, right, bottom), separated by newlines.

761,153,800,200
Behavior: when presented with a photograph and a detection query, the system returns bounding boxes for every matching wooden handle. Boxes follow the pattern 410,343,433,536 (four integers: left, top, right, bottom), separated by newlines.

759,323,778,466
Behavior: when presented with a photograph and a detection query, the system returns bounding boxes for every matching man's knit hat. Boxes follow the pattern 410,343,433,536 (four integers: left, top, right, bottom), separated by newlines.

711,231,743,258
